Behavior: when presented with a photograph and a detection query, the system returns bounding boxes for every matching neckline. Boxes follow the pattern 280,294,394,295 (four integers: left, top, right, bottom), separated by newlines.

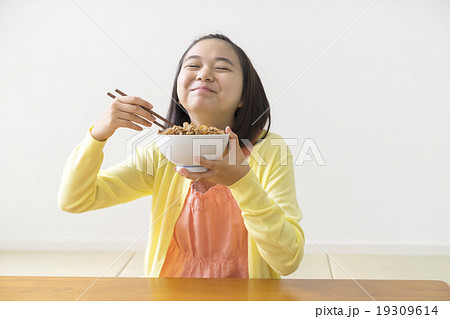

190,180,225,197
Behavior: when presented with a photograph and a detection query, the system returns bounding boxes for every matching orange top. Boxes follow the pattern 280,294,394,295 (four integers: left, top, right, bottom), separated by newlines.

159,179,249,278
159,142,258,278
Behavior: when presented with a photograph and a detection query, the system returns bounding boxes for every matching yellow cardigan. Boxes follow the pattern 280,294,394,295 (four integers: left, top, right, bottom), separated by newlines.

58,128,305,278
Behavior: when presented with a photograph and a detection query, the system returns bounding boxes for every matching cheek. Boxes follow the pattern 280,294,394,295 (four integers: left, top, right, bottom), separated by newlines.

223,77,243,100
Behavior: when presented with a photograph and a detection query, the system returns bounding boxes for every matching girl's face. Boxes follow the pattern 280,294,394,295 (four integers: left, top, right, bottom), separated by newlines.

177,39,244,129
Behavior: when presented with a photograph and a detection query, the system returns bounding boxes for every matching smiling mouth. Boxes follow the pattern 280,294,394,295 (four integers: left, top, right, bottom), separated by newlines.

192,86,215,93
193,88,213,92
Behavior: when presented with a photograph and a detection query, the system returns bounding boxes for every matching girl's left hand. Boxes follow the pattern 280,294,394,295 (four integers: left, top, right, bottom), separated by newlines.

175,126,250,186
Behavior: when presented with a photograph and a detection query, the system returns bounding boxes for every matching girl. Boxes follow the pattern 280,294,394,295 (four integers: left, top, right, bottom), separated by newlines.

58,34,304,278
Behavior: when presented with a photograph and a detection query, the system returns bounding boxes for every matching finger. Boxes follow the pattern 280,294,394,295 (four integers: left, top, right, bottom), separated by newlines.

225,126,238,140
223,127,242,164
116,118,144,132
117,109,152,127
117,96,154,110
222,127,249,167
116,96,156,122
135,105,157,122
116,101,156,123
225,126,239,150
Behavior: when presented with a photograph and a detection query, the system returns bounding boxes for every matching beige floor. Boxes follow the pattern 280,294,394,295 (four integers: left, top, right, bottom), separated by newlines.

0,251,448,284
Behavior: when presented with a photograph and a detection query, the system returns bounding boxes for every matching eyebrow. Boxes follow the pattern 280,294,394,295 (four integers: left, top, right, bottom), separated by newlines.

184,55,235,67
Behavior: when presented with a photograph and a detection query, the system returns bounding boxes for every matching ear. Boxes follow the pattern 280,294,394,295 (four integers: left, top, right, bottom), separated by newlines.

237,100,243,108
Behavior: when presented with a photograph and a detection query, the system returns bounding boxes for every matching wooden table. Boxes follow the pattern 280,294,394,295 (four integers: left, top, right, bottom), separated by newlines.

0,276,449,301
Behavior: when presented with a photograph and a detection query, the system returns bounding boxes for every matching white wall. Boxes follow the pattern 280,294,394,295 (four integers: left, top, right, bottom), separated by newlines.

0,0,449,255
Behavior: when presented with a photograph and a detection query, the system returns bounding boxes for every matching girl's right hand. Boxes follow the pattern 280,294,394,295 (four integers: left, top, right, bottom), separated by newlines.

90,96,156,141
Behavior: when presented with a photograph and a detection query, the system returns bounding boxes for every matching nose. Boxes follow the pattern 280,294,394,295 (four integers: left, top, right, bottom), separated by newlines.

196,66,213,82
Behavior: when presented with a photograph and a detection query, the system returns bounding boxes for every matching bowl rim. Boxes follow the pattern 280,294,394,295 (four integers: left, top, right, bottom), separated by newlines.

156,133,229,137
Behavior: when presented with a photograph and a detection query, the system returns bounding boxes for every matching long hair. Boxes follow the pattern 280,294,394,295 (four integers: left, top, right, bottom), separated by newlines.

166,34,271,146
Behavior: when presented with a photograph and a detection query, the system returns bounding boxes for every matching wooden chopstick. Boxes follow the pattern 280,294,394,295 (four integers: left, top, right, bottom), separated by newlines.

106,92,165,129
114,89,175,127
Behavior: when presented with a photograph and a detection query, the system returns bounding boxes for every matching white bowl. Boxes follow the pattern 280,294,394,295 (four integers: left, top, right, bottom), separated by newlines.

156,134,229,172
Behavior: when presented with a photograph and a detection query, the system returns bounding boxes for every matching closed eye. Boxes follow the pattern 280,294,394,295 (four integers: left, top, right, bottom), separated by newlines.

216,67,229,70
186,65,199,68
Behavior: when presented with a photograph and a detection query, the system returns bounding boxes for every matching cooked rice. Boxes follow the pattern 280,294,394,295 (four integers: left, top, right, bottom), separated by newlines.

158,122,225,135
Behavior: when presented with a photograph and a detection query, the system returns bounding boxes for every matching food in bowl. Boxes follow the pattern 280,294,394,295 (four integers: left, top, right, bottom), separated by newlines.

158,122,225,135
156,123,229,172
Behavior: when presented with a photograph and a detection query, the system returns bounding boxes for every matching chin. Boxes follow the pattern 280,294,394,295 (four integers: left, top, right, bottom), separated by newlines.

185,101,216,112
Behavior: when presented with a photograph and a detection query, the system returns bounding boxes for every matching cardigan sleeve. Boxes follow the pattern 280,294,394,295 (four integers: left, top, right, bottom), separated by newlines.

228,135,305,276
57,128,155,214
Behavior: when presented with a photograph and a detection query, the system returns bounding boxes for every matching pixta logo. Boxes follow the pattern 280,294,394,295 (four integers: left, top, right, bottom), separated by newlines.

125,127,326,175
